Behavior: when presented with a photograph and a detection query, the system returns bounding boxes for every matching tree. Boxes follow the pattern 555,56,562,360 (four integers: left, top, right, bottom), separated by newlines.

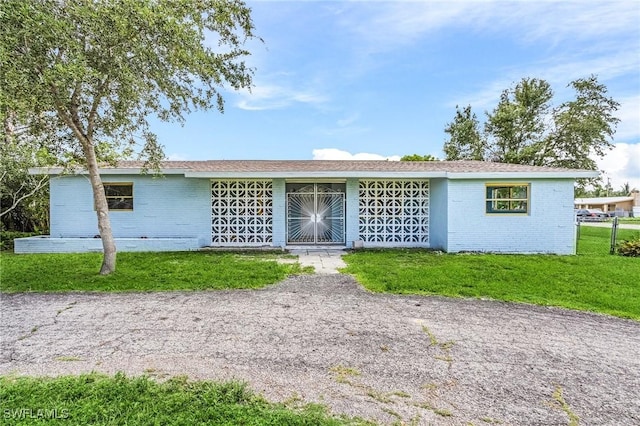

443,105,485,161
1,111,60,232
442,76,619,173
400,154,438,161
485,78,553,164
540,76,620,169
1,0,258,274
618,182,631,196
0,136,50,232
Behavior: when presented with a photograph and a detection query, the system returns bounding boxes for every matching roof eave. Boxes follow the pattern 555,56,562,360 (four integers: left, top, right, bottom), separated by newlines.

29,167,187,175
183,171,450,178
446,171,599,179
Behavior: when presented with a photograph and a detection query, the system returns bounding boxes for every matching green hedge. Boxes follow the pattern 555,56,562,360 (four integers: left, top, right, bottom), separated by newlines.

0,231,41,251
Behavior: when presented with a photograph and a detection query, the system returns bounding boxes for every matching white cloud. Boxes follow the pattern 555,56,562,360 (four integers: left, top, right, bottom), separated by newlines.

596,143,640,191
347,1,639,51
166,153,189,161
337,113,360,127
312,148,401,161
236,83,327,111
614,95,640,142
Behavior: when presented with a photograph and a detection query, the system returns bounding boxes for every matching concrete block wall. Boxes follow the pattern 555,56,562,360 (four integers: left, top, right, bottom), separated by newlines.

272,179,286,247
345,178,360,247
14,237,201,253
50,174,212,246
445,179,576,254
429,178,448,251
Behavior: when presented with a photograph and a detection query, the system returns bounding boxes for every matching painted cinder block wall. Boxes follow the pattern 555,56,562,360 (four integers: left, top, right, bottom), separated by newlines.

271,179,286,247
444,179,576,254
41,174,578,254
429,178,448,251
49,175,212,246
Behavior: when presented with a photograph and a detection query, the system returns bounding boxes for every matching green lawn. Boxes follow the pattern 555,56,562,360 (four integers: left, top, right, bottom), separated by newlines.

0,373,361,425
0,251,308,292
614,217,640,224
342,227,640,320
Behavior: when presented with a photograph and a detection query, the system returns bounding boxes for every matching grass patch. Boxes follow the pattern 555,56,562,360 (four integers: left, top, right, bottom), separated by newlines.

0,251,306,293
54,356,83,362
0,373,357,425
550,386,580,426
330,365,361,384
342,227,640,319
615,217,640,224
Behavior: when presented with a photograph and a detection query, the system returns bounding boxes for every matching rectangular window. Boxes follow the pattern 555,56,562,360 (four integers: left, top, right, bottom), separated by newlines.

104,183,133,210
486,184,529,214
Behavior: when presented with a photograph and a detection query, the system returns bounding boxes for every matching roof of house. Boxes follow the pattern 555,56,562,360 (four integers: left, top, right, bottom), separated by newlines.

575,196,635,204
32,160,599,179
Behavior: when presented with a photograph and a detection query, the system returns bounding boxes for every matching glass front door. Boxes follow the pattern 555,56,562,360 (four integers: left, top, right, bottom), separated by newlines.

286,183,345,244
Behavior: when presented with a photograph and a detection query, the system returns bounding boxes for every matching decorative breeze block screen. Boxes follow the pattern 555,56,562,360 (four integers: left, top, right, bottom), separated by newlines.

211,180,273,244
359,180,429,243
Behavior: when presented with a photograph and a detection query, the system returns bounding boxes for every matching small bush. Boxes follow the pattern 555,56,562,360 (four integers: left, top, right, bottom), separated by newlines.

0,231,40,251
618,237,640,257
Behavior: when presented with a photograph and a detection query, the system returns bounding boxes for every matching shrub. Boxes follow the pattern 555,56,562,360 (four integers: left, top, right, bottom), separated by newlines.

0,231,40,251
618,236,640,257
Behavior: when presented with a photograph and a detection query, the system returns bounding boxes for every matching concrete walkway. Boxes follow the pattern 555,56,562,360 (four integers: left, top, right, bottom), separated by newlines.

287,248,347,274
580,221,640,230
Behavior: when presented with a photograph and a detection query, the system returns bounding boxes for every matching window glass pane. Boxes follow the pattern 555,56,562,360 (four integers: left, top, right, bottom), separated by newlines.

510,201,527,211
495,200,510,210
493,187,511,199
105,184,133,197
107,198,133,210
486,184,529,214
511,186,527,199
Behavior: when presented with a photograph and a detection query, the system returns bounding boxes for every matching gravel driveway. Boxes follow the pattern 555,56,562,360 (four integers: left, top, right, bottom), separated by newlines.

1,274,639,425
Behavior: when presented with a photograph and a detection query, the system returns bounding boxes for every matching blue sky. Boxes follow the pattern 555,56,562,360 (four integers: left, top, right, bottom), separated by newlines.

151,0,640,190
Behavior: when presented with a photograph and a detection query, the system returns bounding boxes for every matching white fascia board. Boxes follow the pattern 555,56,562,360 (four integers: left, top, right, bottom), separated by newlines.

98,168,187,175
29,167,64,175
446,171,599,179
183,171,450,179
28,167,187,175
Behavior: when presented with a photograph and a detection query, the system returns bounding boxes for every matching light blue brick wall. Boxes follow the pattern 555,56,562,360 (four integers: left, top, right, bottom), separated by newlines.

345,178,360,246
272,179,286,247
15,237,201,253
446,179,576,254
50,175,212,246
429,178,448,251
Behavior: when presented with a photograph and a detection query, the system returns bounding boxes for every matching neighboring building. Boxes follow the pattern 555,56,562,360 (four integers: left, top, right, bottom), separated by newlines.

575,191,640,216
16,160,597,254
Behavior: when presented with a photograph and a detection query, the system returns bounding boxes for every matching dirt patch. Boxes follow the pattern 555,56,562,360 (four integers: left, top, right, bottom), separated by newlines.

1,275,639,425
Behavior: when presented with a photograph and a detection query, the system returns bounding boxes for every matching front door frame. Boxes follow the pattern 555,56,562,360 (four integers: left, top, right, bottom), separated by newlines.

285,182,346,245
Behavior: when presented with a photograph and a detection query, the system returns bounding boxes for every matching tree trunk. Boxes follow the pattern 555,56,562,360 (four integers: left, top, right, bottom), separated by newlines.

82,139,117,274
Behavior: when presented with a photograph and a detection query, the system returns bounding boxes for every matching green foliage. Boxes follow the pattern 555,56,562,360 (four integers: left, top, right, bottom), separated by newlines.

548,76,619,169
342,227,640,319
0,0,259,165
485,78,553,164
1,0,260,273
0,373,351,425
443,105,485,161
0,231,40,251
618,235,640,257
0,251,307,292
0,133,51,232
400,154,438,161
442,76,620,171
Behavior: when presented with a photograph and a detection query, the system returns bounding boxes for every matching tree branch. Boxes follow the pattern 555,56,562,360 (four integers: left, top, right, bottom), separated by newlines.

0,175,48,218
87,77,110,138
48,82,90,147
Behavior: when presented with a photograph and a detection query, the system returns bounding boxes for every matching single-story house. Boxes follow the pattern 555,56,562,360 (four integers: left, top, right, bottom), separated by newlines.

16,160,598,254
575,193,640,216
